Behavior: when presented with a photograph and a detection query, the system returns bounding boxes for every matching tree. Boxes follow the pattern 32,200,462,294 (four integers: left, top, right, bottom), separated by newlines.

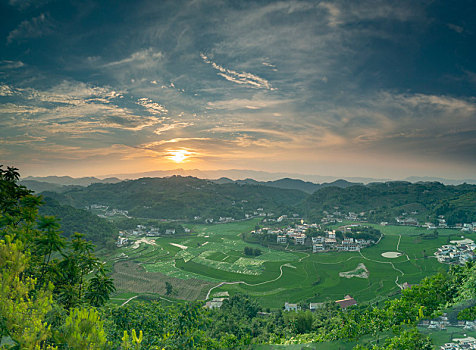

0,236,54,349
56,307,109,350
85,269,116,307
165,281,173,296
35,215,66,287
55,232,100,308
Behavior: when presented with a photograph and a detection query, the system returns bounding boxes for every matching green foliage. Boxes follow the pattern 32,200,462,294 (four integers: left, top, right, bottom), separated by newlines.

39,197,116,247
42,176,308,220
354,327,432,350
56,308,108,349
165,282,173,296
0,166,118,349
0,236,54,349
103,300,214,349
121,329,142,350
244,246,262,256
85,269,116,307
303,181,476,223
348,226,381,241
457,305,476,320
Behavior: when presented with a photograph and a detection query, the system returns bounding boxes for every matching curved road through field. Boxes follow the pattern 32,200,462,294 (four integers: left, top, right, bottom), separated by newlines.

205,263,295,300
206,233,409,299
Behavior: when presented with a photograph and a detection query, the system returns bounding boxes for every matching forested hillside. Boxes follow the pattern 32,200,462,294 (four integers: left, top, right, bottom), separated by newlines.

302,181,476,224
42,176,308,220
212,177,360,194
39,196,117,247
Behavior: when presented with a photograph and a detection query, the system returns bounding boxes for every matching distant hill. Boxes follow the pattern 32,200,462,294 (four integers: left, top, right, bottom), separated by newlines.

404,176,476,185
23,175,121,186
19,180,68,193
98,168,388,184
211,177,360,194
302,181,476,224
34,176,476,225
42,176,309,220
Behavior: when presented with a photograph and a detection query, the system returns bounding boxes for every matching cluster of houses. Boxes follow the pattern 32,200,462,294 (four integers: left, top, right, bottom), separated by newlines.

195,207,287,224
421,317,476,332
254,221,376,253
275,222,314,246
418,314,476,349
251,221,319,246
116,224,190,247
435,240,475,265
396,214,476,232
320,209,367,224
440,338,476,350
284,295,357,312
310,230,375,253
87,204,130,218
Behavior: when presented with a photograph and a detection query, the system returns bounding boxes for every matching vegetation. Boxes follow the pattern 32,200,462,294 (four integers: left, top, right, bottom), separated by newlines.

0,165,116,348
39,196,117,247
244,246,262,256
303,181,476,224
41,176,308,220
3,166,476,349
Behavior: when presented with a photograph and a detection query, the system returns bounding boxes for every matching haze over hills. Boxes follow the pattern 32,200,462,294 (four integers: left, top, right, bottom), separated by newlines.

23,175,122,186
211,177,360,194
97,168,389,184
23,169,476,189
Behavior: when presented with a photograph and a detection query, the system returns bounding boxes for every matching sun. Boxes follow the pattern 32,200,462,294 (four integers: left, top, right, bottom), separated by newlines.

167,149,190,163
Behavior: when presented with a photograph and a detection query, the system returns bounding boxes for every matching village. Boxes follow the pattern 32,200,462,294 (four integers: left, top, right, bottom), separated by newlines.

116,223,189,247
435,238,476,265
320,208,476,234
417,314,476,349
205,294,358,313
252,220,378,253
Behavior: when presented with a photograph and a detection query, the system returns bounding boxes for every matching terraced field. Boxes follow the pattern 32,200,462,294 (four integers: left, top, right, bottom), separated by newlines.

103,219,474,309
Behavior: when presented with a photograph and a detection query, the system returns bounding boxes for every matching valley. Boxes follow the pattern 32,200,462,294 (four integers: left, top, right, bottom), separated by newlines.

101,218,472,309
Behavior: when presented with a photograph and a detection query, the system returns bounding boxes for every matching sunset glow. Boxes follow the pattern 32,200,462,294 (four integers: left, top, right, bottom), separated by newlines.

167,150,190,163
1,1,475,180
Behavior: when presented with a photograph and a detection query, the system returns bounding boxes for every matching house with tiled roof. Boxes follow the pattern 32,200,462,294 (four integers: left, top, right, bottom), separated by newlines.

335,295,357,310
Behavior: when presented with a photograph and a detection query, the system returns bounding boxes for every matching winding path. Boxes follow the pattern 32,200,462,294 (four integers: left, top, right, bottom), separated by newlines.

396,234,402,251
121,295,139,306
205,263,294,300
357,233,411,289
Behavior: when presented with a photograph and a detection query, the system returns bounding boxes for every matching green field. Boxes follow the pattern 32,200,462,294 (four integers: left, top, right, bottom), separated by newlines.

104,219,473,309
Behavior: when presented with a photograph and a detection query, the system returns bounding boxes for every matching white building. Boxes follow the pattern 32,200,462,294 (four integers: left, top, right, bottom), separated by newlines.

284,302,300,312
294,234,306,245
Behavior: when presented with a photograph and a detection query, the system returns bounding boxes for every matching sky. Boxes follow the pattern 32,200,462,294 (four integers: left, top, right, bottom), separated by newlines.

1,0,475,180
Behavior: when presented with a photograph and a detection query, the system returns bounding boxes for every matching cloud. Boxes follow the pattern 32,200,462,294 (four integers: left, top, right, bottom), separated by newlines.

137,97,167,115
8,0,51,10
0,84,14,96
0,60,25,69
154,122,193,135
103,48,163,69
0,135,46,145
200,53,274,90
318,2,341,27
7,13,54,43
447,23,464,34
206,97,289,110
0,81,161,137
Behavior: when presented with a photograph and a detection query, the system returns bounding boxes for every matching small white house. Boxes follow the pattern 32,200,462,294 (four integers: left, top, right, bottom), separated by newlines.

284,302,300,312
